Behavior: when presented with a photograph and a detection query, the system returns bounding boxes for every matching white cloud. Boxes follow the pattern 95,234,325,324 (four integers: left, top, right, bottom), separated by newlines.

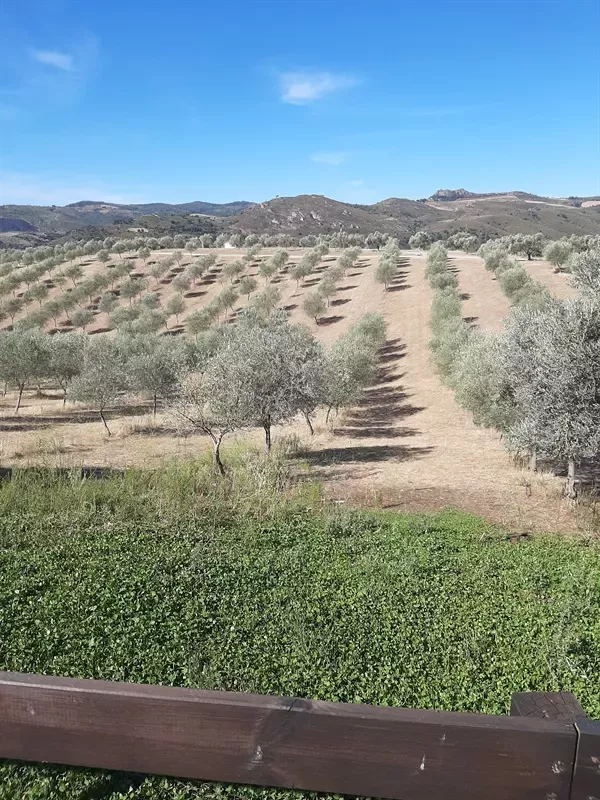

32,50,74,71
311,151,348,166
280,71,358,105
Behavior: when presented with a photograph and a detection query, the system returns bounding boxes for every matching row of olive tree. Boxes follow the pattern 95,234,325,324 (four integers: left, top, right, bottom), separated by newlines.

478,241,549,308
0,310,386,473
452,297,600,497
424,244,600,497
302,246,361,323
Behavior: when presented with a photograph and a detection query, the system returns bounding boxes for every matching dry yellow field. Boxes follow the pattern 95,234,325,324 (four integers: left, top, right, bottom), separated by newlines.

0,247,581,532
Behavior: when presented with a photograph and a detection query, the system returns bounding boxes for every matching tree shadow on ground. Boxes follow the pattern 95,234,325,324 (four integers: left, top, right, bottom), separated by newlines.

333,425,421,439
317,315,344,326
539,457,600,492
283,303,298,312
0,466,125,482
184,290,207,298
297,444,434,465
332,341,424,439
331,297,351,306
0,402,156,432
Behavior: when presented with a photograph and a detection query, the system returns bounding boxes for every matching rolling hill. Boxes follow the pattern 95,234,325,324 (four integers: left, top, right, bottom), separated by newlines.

1,189,598,248
0,200,253,247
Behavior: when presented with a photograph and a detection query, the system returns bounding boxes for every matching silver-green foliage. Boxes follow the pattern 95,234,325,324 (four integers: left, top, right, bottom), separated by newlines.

69,338,130,435
569,249,600,295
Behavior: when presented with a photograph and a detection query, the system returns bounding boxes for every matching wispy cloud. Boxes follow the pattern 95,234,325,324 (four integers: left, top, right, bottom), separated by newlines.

0,34,100,119
0,172,142,206
311,151,349,166
280,71,358,105
32,50,73,71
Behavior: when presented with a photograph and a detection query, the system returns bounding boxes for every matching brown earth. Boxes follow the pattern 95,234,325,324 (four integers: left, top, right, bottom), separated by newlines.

0,249,584,533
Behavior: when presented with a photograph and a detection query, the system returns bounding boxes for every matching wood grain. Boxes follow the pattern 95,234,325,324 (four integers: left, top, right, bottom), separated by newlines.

511,691,588,721
0,671,580,800
571,718,600,800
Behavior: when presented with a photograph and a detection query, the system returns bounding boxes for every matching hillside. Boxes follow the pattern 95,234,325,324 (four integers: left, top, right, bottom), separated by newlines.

226,191,600,241
0,199,253,248
1,189,599,249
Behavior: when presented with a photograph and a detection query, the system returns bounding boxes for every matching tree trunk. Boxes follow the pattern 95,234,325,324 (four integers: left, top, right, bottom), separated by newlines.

153,393,158,418
14,384,24,414
325,405,333,425
527,252,532,261
213,437,226,477
529,449,537,472
304,412,314,436
264,422,272,455
566,458,577,499
63,387,67,406
99,408,111,436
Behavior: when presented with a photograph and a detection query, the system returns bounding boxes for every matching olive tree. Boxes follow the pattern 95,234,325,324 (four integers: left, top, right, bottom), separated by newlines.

502,297,600,495
271,249,289,271
69,338,129,435
166,293,186,324
452,331,516,433
249,286,279,320
124,335,185,416
409,231,433,250
222,260,245,283
64,264,83,286
238,275,258,298
323,315,386,421
543,240,573,271
365,231,386,250
507,233,544,261
2,297,23,324
0,328,51,412
569,249,600,295
97,249,111,266
70,308,94,331
259,259,277,283
98,292,118,315
375,257,397,290
317,275,338,305
30,282,49,307
302,292,326,324
138,246,151,265
206,311,325,453
48,332,86,403
170,370,243,476
172,273,191,294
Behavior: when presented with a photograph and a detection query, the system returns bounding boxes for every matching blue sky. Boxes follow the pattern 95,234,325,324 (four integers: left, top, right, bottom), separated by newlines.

0,0,599,206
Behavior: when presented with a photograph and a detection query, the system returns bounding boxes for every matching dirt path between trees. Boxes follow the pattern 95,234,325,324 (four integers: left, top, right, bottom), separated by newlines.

0,249,578,532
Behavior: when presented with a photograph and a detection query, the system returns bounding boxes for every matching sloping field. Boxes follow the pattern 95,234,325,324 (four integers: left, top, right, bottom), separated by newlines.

0,247,579,532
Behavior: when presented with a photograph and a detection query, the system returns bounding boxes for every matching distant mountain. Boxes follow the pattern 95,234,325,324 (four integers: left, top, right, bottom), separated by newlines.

0,199,254,247
226,191,600,241
1,190,598,248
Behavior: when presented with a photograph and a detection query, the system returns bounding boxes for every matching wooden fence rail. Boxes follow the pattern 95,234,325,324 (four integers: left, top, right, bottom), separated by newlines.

1,672,599,799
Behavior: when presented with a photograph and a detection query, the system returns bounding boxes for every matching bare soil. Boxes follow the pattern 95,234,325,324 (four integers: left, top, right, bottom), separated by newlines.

0,249,584,532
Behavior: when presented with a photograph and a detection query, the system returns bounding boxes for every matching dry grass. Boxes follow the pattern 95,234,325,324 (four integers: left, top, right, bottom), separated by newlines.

0,249,591,533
